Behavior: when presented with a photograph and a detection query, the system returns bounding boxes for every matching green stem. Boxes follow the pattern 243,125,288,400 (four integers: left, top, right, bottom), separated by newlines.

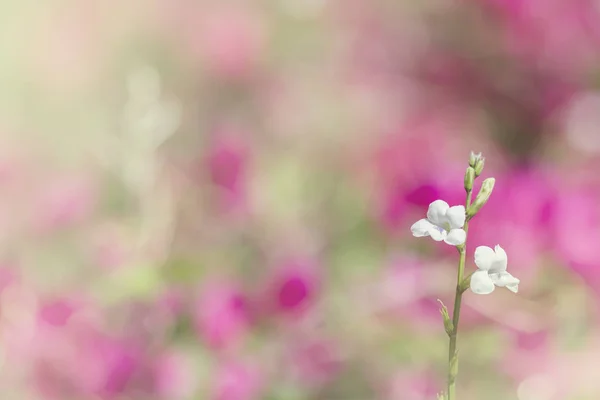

447,189,472,400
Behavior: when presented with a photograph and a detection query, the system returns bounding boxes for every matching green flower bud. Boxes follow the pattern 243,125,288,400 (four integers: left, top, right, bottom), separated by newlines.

464,167,475,192
469,151,482,168
438,299,454,336
467,178,495,219
474,157,485,177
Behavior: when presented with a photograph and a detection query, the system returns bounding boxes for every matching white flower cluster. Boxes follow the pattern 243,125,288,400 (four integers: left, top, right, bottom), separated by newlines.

410,152,519,295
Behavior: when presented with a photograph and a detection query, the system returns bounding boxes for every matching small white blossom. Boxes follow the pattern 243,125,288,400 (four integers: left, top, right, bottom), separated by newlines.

470,245,519,295
410,200,466,246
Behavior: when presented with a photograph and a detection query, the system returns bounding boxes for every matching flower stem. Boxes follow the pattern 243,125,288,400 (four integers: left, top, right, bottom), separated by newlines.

447,189,472,400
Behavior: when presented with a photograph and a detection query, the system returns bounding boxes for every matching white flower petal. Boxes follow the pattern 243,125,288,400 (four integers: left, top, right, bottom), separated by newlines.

489,244,508,273
444,229,466,246
490,272,520,292
470,270,495,295
411,219,435,237
446,205,466,229
489,272,519,287
474,246,496,271
426,200,449,226
506,283,519,293
428,225,447,241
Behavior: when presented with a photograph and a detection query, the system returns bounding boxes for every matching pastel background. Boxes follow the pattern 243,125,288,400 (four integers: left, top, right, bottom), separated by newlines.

0,1,599,399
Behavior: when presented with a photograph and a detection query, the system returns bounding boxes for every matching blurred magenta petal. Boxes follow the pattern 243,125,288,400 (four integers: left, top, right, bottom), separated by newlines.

205,128,251,213
38,298,77,327
265,258,320,317
100,343,143,396
193,282,251,349
404,183,442,209
278,275,310,310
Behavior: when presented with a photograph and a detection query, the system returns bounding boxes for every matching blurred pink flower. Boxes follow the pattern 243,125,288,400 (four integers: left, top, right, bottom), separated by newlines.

98,341,144,397
212,360,264,400
193,282,251,350
265,258,320,318
277,274,311,312
38,298,78,327
403,183,443,210
206,128,251,213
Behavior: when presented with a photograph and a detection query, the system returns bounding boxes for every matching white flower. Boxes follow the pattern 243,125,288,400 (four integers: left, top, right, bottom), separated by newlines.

410,200,466,246
470,245,519,295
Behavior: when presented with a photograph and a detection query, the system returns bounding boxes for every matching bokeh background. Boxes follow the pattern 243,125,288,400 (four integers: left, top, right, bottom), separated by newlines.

1,0,600,399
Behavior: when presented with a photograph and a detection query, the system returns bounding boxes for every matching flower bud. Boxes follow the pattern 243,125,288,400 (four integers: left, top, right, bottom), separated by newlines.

474,157,485,177
437,299,453,336
467,178,495,219
464,167,475,192
469,151,482,168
